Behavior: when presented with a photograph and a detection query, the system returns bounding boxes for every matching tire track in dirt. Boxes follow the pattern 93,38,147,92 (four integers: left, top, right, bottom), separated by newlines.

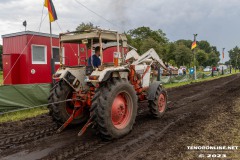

102,112,193,160
39,109,150,160
133,77,240,160
0,125,58,151
82,74,240,160
0,114,58,154
167,75,239,109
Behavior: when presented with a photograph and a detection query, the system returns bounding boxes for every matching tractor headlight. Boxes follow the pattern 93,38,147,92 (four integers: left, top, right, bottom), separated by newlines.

53,73,61,79
88,75,99,80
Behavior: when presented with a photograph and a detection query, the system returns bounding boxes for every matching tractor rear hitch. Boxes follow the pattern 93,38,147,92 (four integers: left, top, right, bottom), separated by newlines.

56,106,93,137
56,108,80,133
78,116,93,136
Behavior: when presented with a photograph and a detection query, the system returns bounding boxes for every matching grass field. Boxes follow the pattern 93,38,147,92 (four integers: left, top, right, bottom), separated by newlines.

0,71,3,85
164,70,240,88
0,107,48,123
0,70,239,123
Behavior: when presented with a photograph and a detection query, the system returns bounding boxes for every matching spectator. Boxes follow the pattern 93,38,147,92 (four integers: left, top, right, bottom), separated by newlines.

183,68,186,75
178,68,183,75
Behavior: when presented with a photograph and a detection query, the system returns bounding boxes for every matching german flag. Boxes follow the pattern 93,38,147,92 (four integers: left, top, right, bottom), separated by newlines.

191,41,197,50
44,0,58,22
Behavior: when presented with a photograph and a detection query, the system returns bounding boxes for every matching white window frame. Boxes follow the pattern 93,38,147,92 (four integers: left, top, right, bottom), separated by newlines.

52,46,65,64
31,44,47,64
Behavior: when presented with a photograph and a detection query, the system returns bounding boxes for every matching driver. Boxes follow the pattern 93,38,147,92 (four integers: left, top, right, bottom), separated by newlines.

88,46,101,68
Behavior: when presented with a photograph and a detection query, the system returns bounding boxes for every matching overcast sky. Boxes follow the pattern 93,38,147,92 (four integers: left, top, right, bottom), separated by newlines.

1,0,240,62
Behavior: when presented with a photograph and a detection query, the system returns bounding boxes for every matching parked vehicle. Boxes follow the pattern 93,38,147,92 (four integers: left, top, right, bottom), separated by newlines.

203,66,212,72
218,65,227,70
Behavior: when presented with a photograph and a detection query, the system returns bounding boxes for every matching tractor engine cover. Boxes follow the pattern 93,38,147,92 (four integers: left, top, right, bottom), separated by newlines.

56,67,86,91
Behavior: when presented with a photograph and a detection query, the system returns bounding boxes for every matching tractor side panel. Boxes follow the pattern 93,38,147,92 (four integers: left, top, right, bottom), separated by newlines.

134,65,151,87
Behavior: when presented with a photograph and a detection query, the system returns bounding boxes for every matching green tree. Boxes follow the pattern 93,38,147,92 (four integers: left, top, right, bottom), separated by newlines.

211,46,220,57
211,46,219,54
76,22,96,31
127,26,168,54
173,45,192,67
162,42,176,63
174,39,220,67
206,51,220,66
196,50,207,66
140,37,163,56
225,60,231,65
228,46,240,68
175,39,192,49
0,45,2,70
198,40,212,53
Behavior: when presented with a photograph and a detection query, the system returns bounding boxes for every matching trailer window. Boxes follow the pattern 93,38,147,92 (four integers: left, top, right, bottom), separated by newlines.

32,45,47,64
52,47,64,64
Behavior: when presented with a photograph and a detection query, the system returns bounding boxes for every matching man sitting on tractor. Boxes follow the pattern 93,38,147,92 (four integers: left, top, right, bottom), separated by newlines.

88,46,101,68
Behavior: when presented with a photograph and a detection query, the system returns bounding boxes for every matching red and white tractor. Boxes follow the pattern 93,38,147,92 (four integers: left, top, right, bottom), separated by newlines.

48,29,168,140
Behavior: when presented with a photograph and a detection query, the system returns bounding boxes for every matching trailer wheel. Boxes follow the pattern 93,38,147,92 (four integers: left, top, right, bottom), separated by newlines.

48,80,88,125
91,78,137,140
148,86,167,118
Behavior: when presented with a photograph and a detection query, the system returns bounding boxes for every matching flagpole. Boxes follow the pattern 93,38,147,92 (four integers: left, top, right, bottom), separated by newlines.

222,48,225,64
50,22,55,84
222,48,225,75
44,0,57,85
50,22,53,59
193,34,198,80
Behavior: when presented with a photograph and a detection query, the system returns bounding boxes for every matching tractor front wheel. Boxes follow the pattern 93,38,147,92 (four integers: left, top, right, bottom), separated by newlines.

91,78,137,140
148,86,167,118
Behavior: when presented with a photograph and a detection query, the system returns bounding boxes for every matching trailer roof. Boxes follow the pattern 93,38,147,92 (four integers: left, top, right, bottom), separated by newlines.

60,29,127,43
2,31,59,38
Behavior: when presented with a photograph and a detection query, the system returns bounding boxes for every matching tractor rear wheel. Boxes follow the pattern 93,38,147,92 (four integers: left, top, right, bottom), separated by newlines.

91,78,138,140
148,86,167,118
48,80,89,125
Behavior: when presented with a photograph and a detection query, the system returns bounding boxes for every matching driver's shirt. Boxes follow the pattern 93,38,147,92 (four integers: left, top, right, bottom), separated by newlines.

88,55,101,68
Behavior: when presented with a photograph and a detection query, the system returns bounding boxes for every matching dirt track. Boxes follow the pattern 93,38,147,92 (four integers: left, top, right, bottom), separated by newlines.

0,74,240,160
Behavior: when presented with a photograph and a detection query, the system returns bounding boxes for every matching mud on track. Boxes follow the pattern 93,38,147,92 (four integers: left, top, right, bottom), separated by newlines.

0,74,240,160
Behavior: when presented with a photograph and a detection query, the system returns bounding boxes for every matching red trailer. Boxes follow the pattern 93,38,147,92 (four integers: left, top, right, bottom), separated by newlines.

2,31,75,84
2,31,126,85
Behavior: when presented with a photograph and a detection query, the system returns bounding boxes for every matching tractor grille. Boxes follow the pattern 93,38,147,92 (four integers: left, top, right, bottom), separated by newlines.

65,71,76,85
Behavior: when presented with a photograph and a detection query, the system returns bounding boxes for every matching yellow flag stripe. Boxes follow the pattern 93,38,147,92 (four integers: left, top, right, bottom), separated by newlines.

191,41,197,50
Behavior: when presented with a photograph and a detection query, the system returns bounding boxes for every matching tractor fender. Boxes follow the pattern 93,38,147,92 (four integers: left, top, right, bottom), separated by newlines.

102,69,129,82
147,81,163,101
101,71,112,82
